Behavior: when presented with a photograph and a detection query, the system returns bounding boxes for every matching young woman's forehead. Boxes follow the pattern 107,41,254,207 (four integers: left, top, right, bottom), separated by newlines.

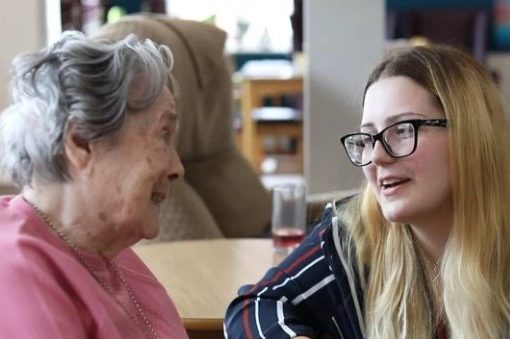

362,76,443,127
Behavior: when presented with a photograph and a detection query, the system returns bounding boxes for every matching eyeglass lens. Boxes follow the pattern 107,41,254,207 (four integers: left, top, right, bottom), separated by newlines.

345,122,416,165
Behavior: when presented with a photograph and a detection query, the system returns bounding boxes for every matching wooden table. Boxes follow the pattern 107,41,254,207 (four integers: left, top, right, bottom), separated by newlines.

133,239,282,339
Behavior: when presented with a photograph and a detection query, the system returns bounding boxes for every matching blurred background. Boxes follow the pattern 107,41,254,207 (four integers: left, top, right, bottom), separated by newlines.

2,0,510,196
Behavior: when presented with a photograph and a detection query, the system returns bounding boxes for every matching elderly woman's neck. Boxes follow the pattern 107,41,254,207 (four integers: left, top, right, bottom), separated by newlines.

22,183,123,258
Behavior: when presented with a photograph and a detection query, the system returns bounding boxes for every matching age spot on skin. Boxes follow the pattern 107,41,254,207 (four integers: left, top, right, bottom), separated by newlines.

98,212,107,222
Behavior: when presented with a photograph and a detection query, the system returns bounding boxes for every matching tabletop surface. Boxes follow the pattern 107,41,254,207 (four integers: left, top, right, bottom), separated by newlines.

133,239,282,330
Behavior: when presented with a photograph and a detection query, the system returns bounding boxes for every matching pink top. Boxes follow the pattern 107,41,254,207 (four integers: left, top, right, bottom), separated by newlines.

0,195,188,338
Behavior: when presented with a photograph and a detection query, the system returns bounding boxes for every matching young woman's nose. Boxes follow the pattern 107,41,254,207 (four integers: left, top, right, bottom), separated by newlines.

370,140,395,166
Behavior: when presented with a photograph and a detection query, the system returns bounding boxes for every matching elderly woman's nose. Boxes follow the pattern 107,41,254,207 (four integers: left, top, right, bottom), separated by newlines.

371,140,394,166
167,150,184,181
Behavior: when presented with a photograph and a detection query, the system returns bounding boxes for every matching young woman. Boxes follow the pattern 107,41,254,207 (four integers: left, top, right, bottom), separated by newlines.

224,45,510,338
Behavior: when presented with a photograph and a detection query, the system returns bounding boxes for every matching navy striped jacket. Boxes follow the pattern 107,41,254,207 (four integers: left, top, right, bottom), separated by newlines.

224,204,366,338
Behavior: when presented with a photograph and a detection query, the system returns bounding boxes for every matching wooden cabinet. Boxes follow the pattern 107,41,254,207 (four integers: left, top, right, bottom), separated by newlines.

240,76,303,172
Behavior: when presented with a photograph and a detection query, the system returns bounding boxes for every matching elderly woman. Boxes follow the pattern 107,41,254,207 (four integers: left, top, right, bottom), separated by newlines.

0,32,187,338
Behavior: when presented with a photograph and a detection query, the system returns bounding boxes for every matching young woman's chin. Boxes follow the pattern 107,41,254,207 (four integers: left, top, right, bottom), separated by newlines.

379,201,415,224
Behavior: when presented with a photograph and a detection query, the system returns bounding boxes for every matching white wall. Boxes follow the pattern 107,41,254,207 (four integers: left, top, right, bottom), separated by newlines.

304,0,385,194
0,0,46,109
487,53,510,118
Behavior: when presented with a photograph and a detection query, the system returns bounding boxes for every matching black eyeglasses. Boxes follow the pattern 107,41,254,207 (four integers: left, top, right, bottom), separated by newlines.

339,119,448,167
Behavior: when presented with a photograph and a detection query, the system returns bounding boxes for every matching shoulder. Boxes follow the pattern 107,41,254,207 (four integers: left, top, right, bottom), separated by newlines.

0,195,62,268
314,197,362,282
116,249,175,301
288,200,366,337
0,195,95,296
0,201,87,328
306,199,366,337
271,200,358,293
307,197,357,255
116,248,162,285
117,248,187,336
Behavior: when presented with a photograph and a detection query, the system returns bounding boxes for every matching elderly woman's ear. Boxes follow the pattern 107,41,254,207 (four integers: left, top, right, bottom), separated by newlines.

63,122,93,174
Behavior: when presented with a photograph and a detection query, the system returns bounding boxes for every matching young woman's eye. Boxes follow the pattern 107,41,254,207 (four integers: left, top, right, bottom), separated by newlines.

395,124,413,138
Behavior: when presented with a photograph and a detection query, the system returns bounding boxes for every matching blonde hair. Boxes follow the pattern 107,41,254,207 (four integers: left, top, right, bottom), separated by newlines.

342,45,510,338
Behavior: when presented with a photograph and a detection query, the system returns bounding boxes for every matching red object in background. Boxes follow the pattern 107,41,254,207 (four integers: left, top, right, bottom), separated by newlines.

272,228,305,249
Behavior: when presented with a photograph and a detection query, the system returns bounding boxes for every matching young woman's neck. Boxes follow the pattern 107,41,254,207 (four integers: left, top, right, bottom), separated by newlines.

408,202,453,263
408,212,452,329
410,223,450,264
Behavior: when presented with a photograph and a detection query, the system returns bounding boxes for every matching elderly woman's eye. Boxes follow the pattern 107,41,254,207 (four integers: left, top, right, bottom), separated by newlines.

161,128,172,142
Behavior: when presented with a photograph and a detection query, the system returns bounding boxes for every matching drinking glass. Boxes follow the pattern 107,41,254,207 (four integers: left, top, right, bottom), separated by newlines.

271,184,306,254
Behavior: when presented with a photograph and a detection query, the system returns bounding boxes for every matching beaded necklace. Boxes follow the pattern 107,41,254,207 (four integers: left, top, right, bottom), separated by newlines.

23,197,159,339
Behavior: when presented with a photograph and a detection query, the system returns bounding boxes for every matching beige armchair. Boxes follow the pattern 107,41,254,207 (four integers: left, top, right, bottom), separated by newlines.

94,14,271,241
